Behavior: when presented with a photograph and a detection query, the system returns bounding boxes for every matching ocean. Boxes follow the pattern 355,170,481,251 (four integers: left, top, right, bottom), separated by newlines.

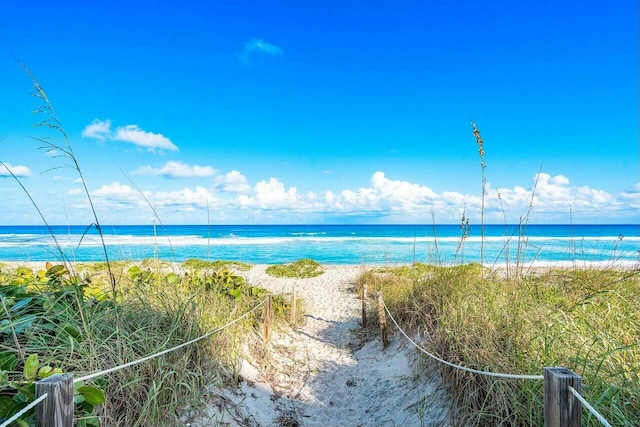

0,224,637,267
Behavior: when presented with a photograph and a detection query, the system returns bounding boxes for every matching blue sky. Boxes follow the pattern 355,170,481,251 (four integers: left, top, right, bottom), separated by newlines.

0,0,638,225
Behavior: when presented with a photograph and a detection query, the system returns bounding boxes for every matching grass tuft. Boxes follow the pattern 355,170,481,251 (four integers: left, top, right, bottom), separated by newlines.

358,264,640,426
266,259,325,278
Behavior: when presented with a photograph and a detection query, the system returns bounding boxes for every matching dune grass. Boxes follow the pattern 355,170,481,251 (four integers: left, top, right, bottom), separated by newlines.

357,263,640,426
0,260,291,427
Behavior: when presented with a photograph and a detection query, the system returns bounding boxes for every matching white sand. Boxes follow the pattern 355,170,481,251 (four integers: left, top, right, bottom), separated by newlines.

186,265,450,427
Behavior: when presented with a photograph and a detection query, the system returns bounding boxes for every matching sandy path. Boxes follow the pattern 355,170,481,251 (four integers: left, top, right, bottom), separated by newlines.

187,265,450,427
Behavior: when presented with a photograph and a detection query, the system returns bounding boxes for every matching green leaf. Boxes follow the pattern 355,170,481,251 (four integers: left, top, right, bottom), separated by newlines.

165,272,181,285
62,324,81,338
38,365,53,378
0,395,16,417
9,297,32,313
12,314,36,334
15,268,32,278
127,266,142,280
46,265,68,277
228,288,242,300
77,386,106,406
23,354,39,380
37,366,62,379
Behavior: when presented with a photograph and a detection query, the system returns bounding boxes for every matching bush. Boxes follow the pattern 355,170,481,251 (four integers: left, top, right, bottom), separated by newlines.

266,259,324,278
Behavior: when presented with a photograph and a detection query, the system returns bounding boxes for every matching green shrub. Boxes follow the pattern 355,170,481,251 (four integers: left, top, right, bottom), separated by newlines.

182,259,252,271
266,259,324,278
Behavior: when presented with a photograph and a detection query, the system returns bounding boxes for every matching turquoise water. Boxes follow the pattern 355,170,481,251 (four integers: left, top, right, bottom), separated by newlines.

0,224,637,266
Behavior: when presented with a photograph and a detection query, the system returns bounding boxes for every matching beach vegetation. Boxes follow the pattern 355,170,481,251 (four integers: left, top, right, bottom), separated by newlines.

266,258,325,278
355,122,640,425
0,261,276,426
2,64,303,426
358,258,639,426
182,258,252,271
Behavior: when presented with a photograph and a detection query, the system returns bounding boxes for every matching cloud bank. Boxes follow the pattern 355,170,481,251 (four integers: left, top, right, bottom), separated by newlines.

84,170,640,224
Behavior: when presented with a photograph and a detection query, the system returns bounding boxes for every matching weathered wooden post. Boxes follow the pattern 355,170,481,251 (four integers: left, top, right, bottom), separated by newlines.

376,291,389,349
544,367,582,427
263,293,272,342
361,285,367,328
35,373,74,427
290,283,297,327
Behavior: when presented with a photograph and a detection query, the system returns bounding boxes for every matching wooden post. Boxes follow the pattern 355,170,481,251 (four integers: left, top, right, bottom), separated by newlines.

376,291,389,349
544,367,582,427
290,283,297,327
263,293,272,342
35,373,74,427
361,285,367,328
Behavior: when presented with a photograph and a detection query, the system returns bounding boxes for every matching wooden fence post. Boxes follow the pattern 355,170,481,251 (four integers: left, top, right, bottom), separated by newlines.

361,285,367,328
544,367,582,427
376,291,389,349
290,283,297,327
263,293,272,342
35,373,74,427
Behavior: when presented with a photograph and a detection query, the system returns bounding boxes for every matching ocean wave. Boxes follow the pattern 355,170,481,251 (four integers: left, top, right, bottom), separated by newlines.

0,233,638,247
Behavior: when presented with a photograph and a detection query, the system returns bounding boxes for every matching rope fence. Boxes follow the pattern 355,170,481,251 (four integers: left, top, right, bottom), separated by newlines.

382,299,544,380
376,291,614,427
77,296,267,382
1,295,270,427
2,284,617,427
570,386,612,427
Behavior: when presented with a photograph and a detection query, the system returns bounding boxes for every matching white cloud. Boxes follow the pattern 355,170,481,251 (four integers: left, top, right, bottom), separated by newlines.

485,172,635,222
240,38,283,64
93,182,143,201
114,125,178,151
134,161,215,178
92,181,219,211
82,119,178,152
81,171,638,224
371,171,438,210
0,163,32,178
238,178,299,209
81,119,112,141
215,170,251,193
153,186,219,208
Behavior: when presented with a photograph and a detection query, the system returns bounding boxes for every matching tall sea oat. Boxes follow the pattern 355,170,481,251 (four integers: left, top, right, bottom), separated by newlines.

471,121,486,267
454,210,470,263
18,62,117,299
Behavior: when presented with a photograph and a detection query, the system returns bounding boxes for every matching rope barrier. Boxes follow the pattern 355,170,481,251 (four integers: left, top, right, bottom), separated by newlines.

76,297,267,383
569,386,612,427
382,299,544,380
0,392,48,427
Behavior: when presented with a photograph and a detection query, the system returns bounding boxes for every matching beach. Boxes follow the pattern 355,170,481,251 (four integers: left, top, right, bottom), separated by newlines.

185,264,451,427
